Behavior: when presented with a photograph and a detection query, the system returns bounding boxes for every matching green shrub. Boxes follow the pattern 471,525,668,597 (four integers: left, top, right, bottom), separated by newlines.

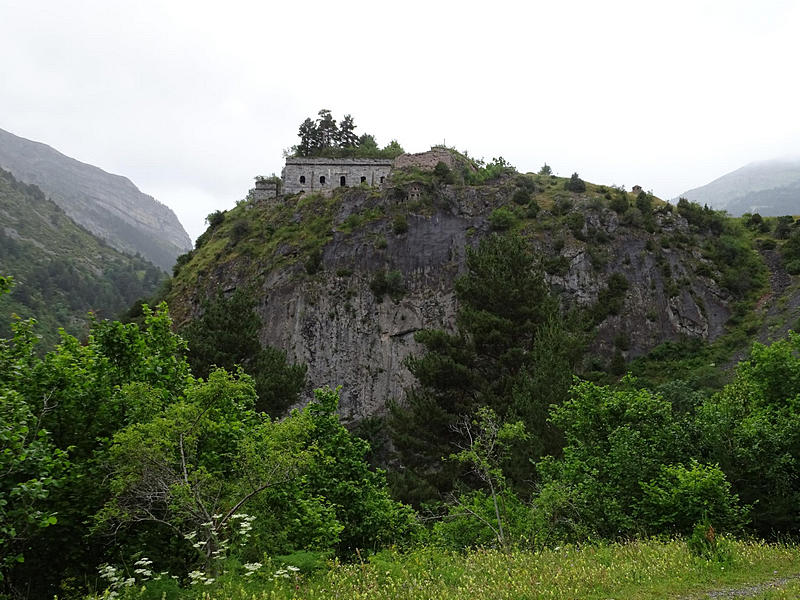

544,255,571,276
639,461,748,536
608,190,631,215
489,207,517,231
636,191,653,214
686,520,734,564
565,212,585,237
305,248,323,274
392,214,409,235
370,270,405,302
553,197,573,216
512,188,531,205
206,210,226,228
786,259,800,275
433,161,455,184
432,490,531,549
564,173,586,193
526,201,540,219
230,219,251,244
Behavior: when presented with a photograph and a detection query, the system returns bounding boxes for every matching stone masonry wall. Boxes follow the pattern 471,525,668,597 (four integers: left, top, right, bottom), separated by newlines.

282,158,393,196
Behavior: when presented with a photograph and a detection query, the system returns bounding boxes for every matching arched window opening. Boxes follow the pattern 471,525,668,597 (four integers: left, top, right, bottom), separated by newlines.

319,175,326,185
299,175,306,184
340,176,346,187
360,176,367,183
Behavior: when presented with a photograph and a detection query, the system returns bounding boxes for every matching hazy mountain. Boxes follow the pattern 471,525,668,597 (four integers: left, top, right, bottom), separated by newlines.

0,167,166,345
0,127,192,270
679,159,800,216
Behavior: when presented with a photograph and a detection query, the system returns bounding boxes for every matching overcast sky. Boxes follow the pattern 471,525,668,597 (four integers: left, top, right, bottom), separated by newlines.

2,0,800,242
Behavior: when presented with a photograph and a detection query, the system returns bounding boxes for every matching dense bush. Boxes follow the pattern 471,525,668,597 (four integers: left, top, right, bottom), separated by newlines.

370,269,405,302
392,214,409,234
564,172,586,193
489,207,517,230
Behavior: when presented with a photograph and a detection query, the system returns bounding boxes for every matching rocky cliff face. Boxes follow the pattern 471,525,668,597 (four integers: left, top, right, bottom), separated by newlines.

0,127,192,271
169,171,749,421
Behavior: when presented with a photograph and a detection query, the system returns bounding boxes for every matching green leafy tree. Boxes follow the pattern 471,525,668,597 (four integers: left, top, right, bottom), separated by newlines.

299,387,418,554
538,163,553,176
182,289,306,415
0,278,70,590
316,109,338,148
0,390,69,589
694,332,800,534
445,407,526,547
296,117,318,157
98,368,312,573
1,303,191,598
638,460,748,536
536,377,691,538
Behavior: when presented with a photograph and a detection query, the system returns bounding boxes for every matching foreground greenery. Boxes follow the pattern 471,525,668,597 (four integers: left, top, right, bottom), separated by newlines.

4,202,800,597
88,539,800,600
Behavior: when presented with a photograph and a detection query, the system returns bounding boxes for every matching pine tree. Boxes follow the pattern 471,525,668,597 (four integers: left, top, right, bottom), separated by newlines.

389,233,580,504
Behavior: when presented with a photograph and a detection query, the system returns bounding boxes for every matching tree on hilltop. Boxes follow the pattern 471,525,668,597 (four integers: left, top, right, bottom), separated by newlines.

292,110,404,158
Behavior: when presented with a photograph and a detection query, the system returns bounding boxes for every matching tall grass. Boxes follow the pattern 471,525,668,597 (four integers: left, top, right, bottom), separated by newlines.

92,538,800,600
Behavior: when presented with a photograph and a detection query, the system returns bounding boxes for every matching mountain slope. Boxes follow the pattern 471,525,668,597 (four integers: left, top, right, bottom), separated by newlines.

680,160,800,216
0,127,192,271
0,167,166,345
166,159,775,419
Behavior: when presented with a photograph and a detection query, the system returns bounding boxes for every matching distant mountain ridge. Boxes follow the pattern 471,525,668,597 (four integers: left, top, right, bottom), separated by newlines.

0,166,165,345
679,159,800,217
0,127,192,270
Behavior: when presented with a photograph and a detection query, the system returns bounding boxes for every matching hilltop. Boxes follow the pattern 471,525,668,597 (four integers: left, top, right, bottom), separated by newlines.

165,150,797,418
0,127,192,271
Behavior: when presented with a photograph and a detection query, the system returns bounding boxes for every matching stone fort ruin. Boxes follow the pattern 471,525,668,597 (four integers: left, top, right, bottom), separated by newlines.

250,148,460,203
282,157,393,196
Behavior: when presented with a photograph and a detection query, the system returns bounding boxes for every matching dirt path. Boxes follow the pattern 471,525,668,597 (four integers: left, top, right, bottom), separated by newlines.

687,574,800,598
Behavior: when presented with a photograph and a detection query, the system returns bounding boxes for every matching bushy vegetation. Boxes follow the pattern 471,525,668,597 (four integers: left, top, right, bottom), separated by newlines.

0,285,413,598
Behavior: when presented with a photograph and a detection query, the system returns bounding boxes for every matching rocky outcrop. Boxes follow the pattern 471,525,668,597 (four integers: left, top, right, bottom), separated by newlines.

173,180,741,421
0,127,192,271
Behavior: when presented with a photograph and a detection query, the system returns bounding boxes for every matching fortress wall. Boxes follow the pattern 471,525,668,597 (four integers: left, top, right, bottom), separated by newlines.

282,158,393,195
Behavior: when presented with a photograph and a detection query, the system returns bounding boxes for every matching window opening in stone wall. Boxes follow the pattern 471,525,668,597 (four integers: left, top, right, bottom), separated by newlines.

320,175,326,184
360,176,367,183
380,176,385,184
340,176,346,187
299,175,306,184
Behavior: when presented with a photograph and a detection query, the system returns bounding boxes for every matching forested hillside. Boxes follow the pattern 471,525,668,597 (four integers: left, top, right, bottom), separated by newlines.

0,167,165,345
0,127,192,271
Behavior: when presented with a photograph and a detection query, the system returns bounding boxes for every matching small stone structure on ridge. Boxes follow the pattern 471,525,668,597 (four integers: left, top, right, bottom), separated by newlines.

281,157,393,196
250,148,464,203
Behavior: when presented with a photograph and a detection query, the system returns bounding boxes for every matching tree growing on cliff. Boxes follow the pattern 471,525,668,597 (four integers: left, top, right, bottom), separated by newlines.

389,233,581,504
181,289,306,416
